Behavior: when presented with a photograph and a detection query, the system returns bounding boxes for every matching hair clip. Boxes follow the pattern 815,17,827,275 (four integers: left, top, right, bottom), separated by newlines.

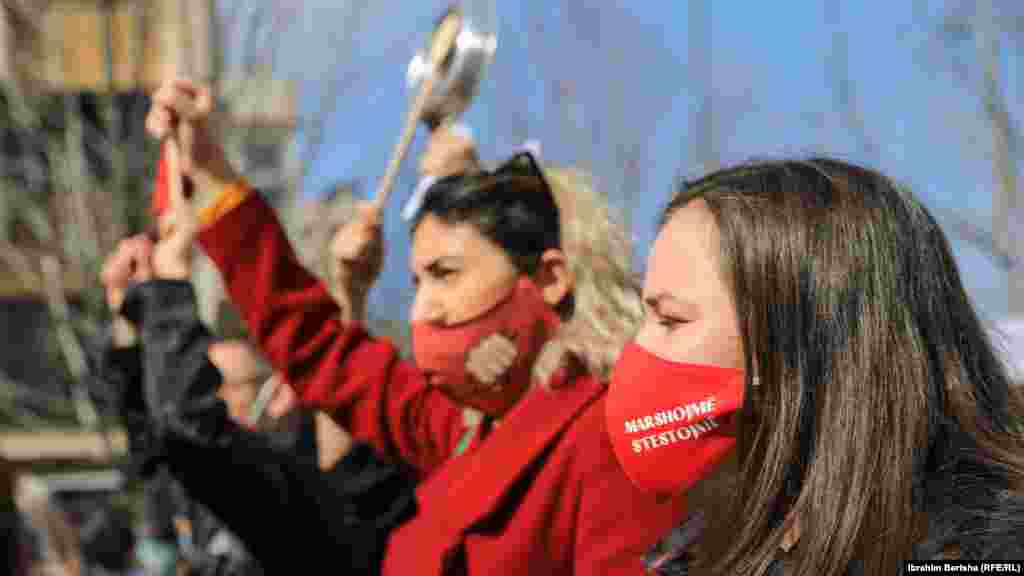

401,136,544,222
512,139,542,162
401,174,439,222
402,123,476,222
449,123,474,141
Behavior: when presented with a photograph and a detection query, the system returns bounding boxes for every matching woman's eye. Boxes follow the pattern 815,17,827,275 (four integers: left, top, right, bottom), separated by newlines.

653,311,690,329
657,316,683,329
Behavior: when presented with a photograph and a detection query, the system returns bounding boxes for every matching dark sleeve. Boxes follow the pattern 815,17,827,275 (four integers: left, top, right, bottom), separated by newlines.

310,440,418,574
88,334,143,416
121,280,225,442
84,325,162,473
123,279,416,575
163,428,416,576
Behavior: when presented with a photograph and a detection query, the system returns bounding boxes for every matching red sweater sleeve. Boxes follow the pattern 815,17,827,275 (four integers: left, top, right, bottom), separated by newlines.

197,192,464,476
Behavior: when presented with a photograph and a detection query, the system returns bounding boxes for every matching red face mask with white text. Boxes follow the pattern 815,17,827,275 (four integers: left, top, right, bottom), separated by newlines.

411,277,560,417
605,342,744,494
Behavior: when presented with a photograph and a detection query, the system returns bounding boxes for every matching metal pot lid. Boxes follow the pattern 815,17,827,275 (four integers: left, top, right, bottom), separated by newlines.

407,5,497,127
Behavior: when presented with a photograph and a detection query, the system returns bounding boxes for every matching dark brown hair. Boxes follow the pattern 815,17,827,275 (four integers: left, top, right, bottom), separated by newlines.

661,158,1024,575
411,152,562,278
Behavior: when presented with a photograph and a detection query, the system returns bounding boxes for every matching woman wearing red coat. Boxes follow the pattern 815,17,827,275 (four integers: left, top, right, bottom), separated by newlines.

145,78,687,575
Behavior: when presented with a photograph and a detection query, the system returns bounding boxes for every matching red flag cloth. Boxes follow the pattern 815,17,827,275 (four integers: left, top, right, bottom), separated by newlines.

150,147,170,217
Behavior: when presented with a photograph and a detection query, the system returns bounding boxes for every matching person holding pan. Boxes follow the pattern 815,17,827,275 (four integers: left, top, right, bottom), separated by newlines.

140,75,687,575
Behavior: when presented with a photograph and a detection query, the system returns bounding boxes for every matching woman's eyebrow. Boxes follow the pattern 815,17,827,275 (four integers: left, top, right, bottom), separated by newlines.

644,292,699,316
411,256,461,275
431,256,461,267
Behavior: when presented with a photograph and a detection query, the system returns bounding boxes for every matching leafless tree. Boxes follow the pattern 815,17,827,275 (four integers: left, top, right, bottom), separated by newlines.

0,0,157,430
0,0,361,429
927,0,1022,314
825,0,879,165
496,1,678,235
688,0,717,176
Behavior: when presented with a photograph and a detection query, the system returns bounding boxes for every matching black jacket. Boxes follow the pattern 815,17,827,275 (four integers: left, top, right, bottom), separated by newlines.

92,307,262,576
98,279,415,575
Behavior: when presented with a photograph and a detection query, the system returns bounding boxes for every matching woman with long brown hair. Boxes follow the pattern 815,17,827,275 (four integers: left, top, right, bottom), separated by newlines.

604,158,1024,575
140,78,686,575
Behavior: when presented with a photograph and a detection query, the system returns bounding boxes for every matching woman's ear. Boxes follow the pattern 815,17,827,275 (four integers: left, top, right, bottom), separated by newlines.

535,249,574,308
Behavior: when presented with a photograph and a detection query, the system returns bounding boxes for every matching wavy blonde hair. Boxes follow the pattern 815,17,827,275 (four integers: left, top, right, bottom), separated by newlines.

533,166,643,384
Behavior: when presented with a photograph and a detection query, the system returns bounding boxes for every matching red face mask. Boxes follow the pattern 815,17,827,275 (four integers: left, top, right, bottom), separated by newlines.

605,343,744,494
411,277,560,417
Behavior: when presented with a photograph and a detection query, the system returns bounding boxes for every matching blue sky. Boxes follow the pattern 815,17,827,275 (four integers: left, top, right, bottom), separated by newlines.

277,1,1021,327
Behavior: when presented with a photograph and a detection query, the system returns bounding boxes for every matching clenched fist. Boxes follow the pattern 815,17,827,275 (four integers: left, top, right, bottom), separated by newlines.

465,333,517,391
418,126,480,180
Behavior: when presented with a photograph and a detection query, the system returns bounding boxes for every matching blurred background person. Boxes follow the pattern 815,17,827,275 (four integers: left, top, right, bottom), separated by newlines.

94,168,269,576
14,476,82,576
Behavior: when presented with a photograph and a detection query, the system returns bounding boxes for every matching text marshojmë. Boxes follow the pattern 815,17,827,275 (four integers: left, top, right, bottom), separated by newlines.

622,397,720,454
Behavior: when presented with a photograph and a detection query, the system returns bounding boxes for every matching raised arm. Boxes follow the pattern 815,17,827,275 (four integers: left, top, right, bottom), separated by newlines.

120,278,416,574
143,78,465,474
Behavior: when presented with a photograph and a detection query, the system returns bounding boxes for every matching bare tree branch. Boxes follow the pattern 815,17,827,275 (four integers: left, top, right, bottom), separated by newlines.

975,2,1020,242
825,0,879,164
975,1,1023,313
40,255,99,427
939,210,1018,269
689,0,717,175
296,0,372,183
0,3,149,432
926,1,1022,313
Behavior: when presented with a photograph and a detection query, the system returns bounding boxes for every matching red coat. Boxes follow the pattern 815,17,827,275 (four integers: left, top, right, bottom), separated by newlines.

198,192,688,575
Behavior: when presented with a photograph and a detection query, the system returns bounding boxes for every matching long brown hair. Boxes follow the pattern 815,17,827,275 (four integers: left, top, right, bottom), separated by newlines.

660,159,1024,575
